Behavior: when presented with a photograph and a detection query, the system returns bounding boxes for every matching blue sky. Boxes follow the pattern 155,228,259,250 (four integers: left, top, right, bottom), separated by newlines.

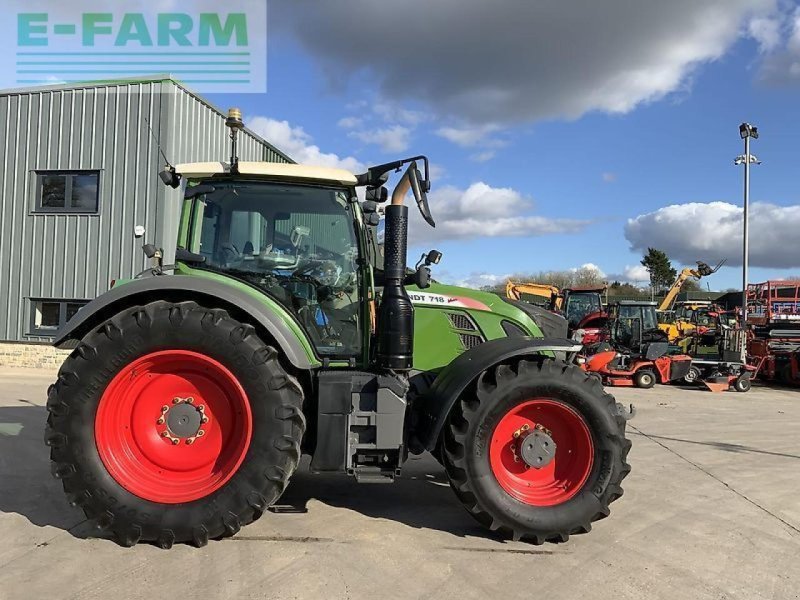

201,1,800,291
52,0,800,291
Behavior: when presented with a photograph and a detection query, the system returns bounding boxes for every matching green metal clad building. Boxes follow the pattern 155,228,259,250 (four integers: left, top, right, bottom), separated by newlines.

0,75,291,344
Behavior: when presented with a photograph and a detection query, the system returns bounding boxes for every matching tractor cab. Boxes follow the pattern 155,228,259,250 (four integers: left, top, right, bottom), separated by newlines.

561,286,606,329
608,301,668,355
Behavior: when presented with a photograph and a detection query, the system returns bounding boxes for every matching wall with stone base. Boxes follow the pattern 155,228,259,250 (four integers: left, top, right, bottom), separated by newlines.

0,343,71,370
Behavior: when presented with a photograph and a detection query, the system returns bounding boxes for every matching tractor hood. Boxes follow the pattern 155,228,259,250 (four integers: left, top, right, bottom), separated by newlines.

406,282,568,339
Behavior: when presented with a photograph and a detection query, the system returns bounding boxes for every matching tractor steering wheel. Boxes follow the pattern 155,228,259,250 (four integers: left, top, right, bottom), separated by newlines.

220,243,240,261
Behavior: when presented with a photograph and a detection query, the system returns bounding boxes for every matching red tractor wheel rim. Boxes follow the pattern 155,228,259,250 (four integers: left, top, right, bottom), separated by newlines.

489,399,594,506
95,350,252,504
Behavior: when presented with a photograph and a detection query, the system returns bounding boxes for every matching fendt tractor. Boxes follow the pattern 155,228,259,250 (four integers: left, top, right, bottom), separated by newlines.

45,109,632,548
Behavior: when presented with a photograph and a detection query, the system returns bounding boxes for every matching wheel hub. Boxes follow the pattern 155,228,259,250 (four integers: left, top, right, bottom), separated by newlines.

163,398,206,440
518,428,556,468
489,399,595,507
95,350,252,504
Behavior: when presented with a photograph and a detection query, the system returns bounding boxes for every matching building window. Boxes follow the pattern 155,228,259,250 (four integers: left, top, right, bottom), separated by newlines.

35,171,100,213
30,299,89,335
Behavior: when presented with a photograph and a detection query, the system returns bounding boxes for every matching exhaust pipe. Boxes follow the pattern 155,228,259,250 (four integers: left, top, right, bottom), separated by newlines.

377,169,415,370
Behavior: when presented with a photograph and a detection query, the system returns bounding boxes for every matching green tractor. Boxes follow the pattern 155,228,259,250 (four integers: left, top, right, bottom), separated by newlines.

45,110,632,548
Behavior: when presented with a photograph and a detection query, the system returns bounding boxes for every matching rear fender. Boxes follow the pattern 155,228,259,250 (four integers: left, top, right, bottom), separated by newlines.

53,275,318,369
414,336,582,451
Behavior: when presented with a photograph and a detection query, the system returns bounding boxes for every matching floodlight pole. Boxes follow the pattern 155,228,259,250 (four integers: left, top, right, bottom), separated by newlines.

741,133,750,334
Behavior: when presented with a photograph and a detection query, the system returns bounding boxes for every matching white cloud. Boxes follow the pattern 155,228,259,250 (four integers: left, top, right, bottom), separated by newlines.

447,272,511,289
436,124,501,147
407,181,590,245
602,172,618,183
274,0,774,124
625,201,800,268
576,263,606,277
337,116,363,129
350,125,411,153
248,116,365,173
749,16,782,52
622,265,651,282
470,150,497,163
757,6,800,83
372,102,427,126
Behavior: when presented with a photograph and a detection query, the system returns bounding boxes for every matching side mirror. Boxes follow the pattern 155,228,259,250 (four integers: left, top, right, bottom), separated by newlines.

408,162,435,227
408,250,442,289
366,186,388,203
142,244,158,259
424,249,442,265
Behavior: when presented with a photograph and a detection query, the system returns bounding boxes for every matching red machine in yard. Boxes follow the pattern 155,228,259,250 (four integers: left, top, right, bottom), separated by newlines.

747,281,800,331
748,330,800,386
581,301,692,388
745,281,800,386
584,349,692,388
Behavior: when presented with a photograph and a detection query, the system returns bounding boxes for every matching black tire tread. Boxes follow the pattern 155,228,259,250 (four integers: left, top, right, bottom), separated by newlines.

442,358,631,544
46,300,305,547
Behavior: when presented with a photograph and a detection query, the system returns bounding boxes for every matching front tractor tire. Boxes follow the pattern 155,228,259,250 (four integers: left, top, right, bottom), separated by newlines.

45,301,305,548
442,359,631,544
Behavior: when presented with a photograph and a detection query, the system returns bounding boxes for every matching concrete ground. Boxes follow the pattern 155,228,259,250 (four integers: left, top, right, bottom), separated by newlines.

1,367,799,600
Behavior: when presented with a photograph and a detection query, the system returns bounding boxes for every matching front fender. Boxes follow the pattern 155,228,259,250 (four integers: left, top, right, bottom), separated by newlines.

53,275,319,370
415,336,582,451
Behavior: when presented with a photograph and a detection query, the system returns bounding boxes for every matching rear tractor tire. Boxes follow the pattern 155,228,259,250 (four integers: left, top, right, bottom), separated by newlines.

633,369,656,389
45,301,305,548
442,358,631,544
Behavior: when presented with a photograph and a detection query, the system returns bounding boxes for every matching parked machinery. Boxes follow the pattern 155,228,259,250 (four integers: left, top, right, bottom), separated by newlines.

506,282,608,344
582,301,692,388
657,260,724,342
743,281,800,387
677,311,754,392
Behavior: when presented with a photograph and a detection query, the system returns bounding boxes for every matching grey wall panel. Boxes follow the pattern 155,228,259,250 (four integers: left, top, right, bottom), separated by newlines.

0,78,291,342
0,82,167,341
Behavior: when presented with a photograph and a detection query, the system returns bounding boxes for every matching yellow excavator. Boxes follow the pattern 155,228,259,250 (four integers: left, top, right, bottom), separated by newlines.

657,260,724,341
505,281,561,308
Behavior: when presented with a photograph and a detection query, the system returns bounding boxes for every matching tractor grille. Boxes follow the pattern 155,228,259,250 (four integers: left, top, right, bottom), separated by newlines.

459,333,484,350
447,312,477,331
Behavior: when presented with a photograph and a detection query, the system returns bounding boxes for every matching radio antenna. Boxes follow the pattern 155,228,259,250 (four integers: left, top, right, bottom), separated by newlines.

144,116,173,168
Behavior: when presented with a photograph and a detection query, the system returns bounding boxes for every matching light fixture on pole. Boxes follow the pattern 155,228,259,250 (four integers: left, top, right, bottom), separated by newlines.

734,122,760,360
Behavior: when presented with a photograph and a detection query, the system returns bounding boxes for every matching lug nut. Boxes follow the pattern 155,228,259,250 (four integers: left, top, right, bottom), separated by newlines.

161,405,169,413
187,397,194,404
197,429,205,437
156,417,164,425
173,398,180,404
171,438,179,445
198,405,205,412
186,438,194,445
160,431,170,438
201,417,208,424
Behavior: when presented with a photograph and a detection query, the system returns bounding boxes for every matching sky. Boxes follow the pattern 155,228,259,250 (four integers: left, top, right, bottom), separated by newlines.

10,0,800,291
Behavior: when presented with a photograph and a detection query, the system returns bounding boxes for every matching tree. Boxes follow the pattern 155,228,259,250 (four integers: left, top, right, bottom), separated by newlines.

681,278,702,292
640,248,677,294
608,281,645,297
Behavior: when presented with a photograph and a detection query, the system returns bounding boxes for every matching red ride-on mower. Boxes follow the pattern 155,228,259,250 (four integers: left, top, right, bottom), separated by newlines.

581,301,692,388
583,348,692,388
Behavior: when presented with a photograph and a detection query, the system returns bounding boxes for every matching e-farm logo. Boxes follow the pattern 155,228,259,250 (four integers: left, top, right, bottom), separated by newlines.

12,3,266,93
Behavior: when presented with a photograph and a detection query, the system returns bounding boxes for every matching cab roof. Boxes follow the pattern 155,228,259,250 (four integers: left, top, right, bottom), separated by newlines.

173,161,358,186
